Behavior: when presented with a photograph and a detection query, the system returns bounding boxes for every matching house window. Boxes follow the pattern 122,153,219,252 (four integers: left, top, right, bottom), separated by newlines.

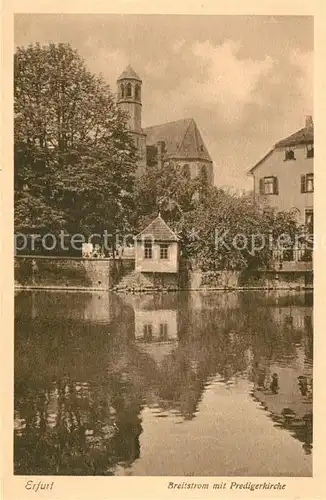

144,240,153,259
120,84,125,99
301,173,314,193
260,176,278,195
160,244,168,259
305,209,314,231
143,324,153,341
126,82,132,97
285,149,295,161
159,323,168,340
306,144,314,158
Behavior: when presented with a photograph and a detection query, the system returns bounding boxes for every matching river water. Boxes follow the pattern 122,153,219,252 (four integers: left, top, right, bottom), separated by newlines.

14,290,313,476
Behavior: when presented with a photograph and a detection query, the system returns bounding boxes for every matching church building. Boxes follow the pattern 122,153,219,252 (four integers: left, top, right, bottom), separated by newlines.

117,65,214,184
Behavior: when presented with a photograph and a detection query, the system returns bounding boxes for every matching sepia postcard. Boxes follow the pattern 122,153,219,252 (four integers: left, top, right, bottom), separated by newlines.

1,1,326,499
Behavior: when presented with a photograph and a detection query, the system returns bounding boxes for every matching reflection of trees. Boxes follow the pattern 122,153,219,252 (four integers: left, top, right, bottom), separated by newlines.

14,292,160,475
155,291,313,429
156,305,251,419
244,292,313,456
15,344,159,474
15,290,313,474
251,394,313,456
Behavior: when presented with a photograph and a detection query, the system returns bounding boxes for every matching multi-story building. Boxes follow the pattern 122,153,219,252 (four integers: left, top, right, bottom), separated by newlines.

249,116,314,229
249,117,314,271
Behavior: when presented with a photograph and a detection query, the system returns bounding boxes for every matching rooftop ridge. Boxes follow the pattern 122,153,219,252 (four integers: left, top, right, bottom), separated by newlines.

176,118,194,156
143,117,193,131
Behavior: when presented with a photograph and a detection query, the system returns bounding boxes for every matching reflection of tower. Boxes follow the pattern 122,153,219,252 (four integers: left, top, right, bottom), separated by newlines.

117,65,147,174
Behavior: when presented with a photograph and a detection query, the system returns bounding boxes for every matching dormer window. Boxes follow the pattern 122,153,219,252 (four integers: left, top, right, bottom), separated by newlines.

285,149,295,161
306,144,314,158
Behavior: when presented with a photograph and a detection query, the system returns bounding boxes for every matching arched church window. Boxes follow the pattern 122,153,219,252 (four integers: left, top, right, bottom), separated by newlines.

200,165,207,182
183,164,190,180
120,84,125,99
126,82,132,97
135,84,141,101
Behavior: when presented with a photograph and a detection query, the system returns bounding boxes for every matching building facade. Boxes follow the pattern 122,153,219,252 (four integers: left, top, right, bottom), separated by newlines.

134,214,179,274
249,116,314,269
249,116,314,228
117,65,214,183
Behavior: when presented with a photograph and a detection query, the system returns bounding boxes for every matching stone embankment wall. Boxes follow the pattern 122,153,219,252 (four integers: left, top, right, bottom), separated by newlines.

15,256,134,290
14,256,313,291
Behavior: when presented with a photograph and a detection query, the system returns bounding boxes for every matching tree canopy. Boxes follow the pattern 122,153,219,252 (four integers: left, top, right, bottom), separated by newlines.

14,43,137,243
133,165,302,271
14,42,303,268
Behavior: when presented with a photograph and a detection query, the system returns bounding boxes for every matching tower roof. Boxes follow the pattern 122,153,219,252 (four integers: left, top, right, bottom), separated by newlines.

117,65,142,82
144,118,212,162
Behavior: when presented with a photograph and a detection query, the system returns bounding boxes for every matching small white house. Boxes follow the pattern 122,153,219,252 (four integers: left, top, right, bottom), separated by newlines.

134,214,179,274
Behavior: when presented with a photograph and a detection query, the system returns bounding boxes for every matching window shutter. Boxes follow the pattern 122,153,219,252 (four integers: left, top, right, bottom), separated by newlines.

273,177,279,195
259,178,264,194
301,174,306,193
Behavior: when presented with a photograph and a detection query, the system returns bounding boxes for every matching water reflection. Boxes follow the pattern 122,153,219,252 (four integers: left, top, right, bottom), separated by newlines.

14,290,313,475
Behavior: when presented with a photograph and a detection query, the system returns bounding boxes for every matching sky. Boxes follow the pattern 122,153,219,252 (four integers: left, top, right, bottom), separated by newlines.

14,14,313,191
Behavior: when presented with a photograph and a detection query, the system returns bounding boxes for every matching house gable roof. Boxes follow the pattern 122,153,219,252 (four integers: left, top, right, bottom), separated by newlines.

144,118,212,162
275,126,314,148
135,214,179,242
248,124,314,174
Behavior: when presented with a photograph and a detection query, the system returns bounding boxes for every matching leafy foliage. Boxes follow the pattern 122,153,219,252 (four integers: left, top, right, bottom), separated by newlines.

134,166,302,270
176,187,301,270
14,43,137,242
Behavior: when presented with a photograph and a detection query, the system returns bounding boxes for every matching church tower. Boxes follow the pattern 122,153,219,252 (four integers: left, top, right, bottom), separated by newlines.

117,65,147,173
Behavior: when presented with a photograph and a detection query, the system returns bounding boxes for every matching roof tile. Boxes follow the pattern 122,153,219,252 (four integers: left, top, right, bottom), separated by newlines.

275,126,314,148
144,118,212,162
135,215,178,242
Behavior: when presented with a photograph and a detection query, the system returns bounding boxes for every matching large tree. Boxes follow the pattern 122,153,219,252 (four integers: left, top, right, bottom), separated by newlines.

175,186,302,270
132,161,205,231
133,164,302,270
14,43,137,250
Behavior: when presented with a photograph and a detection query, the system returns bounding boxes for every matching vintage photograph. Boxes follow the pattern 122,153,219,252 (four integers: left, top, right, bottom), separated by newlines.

14,14,313,477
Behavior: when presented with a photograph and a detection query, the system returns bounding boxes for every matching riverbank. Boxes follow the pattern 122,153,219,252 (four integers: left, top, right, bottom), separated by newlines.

14,256,313,292
14,284,314,292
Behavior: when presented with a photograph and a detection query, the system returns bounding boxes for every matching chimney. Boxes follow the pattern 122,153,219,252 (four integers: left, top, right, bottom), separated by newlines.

156,141,165,168
305,115,313,129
